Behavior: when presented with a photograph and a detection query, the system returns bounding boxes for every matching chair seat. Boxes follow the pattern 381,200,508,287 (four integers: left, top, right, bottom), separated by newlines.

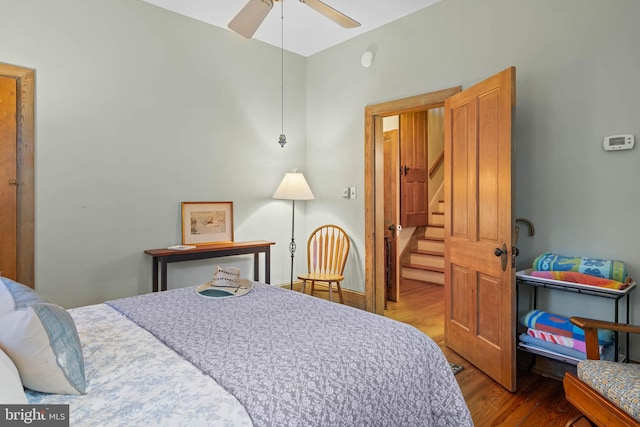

578,360,640,422
297,273,344,282
297,272,345,303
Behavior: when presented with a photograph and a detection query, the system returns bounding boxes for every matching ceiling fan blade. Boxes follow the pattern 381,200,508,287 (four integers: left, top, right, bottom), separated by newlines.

300,0,360,28
228,0,274,39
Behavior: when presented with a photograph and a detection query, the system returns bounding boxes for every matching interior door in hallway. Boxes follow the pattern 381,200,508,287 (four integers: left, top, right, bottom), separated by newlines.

444,67,517,391
400,111,429,227
0,76,18,279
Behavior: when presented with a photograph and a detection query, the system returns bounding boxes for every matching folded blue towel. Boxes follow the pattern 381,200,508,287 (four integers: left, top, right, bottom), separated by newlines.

532,252,627,282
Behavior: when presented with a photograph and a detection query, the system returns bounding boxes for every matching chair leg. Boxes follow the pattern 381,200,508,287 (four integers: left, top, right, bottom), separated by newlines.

301,279,306,294
336,282,344,304
310,281,315,296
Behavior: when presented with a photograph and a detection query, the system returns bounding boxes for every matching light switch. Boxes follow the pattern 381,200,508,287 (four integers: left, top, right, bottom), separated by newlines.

349,187,357,199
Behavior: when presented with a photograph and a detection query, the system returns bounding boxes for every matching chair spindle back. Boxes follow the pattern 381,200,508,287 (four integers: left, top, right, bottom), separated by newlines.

307,225,350,276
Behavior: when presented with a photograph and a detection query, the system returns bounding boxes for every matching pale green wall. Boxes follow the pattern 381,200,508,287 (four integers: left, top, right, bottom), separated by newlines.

305,0,640,352
0,0,308,307
2,0,640,357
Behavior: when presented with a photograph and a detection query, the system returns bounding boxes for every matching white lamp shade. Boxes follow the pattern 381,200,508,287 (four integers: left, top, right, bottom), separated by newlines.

272,171,315,200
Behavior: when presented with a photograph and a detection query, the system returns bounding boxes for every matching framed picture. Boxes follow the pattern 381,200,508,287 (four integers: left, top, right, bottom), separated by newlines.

181,202,234,245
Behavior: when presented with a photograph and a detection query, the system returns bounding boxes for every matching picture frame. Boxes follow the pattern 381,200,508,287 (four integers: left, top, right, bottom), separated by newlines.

181,202,234,245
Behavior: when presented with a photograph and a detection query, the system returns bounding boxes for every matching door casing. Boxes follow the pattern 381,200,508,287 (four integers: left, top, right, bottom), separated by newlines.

364,86,461,314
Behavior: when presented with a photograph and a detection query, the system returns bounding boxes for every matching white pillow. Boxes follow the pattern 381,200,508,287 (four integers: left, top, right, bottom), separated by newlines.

0,348,27,403
0,277,43,316
0,303,86,395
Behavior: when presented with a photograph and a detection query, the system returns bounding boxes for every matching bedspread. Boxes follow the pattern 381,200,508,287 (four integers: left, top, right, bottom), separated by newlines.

107,283,471,427
26,304,252,427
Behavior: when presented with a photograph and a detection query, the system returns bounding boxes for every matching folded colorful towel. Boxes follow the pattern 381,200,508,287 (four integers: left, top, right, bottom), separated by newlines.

532,252,627,282
519,334,615,361
521,310,614,344
529,271,631,290
526,328,604,354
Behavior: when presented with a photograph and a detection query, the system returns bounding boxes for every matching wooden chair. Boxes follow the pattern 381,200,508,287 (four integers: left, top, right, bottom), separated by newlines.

563,317,640,427
298,225,350,303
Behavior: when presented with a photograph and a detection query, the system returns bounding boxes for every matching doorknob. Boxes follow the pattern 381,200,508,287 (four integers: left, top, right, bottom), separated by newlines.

494,243,508,272
388,224,402,234
402,165,410,176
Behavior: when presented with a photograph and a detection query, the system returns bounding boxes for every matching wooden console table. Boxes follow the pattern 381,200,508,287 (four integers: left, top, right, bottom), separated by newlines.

144,240,275,292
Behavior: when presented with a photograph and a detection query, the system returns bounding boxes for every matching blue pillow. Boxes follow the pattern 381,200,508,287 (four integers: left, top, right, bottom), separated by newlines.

0,277,44,316
0,303,86,395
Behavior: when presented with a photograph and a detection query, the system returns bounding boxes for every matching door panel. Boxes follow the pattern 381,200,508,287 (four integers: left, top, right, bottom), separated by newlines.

478,90,500,241
451,104,469,237
444,67,516,391
450,265,470,328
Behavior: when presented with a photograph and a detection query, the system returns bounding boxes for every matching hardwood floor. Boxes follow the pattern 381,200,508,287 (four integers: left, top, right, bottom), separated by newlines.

384,279,583,427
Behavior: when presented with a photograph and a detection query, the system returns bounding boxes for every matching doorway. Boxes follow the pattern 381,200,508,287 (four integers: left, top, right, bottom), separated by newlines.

365,68,517,392
363,86,461,314
0,62,35,288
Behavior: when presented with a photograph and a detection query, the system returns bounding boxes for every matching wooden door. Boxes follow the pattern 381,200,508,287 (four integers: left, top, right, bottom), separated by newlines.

0,63,35,288
384,130,400,302
444,67,516,391
400,111,429,227
0,76,17,279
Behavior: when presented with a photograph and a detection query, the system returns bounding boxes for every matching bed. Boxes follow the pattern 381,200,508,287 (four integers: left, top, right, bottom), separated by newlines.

1,277,472,426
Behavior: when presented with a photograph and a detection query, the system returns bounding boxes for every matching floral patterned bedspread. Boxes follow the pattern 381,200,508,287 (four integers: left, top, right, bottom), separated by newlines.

26,304,252,427
107,283,472,427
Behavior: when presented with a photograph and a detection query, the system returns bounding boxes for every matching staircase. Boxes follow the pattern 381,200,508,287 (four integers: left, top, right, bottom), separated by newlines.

401,200,445,285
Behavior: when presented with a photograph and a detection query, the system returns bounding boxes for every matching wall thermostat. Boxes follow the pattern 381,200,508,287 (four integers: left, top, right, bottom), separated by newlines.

603,134,634,151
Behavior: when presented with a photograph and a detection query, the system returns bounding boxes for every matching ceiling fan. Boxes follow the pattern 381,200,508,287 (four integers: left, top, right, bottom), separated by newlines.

228,0,360,39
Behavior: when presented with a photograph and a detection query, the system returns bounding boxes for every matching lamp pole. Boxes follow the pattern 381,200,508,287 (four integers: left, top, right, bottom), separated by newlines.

288,200,296,289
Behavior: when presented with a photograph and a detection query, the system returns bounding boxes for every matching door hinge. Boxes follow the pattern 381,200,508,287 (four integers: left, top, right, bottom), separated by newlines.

8,179,19,186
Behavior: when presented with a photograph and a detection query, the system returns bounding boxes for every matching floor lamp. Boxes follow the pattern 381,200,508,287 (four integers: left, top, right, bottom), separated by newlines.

272,169,315,289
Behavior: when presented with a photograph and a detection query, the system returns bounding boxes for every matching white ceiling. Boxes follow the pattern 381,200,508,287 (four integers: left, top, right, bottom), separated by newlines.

141,0,442,57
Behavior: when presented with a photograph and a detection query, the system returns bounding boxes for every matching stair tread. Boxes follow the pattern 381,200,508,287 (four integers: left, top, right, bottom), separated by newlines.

404,279,444,286
411,249,443,257
419,236,444,242
402,263,445,273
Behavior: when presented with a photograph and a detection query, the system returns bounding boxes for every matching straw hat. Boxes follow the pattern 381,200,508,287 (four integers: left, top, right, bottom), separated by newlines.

196,266,253,298
210,266,253,288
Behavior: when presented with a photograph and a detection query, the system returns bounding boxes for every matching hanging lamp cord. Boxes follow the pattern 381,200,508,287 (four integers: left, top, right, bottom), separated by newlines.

280,1,284,138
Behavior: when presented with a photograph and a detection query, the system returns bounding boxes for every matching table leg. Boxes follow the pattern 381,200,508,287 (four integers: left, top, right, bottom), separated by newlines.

152,257,159,292
265,247,271,284
160,258,168,292
253,253,260,282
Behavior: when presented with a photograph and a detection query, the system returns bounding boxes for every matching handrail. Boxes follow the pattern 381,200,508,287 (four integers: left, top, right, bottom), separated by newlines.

428,150,444,178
